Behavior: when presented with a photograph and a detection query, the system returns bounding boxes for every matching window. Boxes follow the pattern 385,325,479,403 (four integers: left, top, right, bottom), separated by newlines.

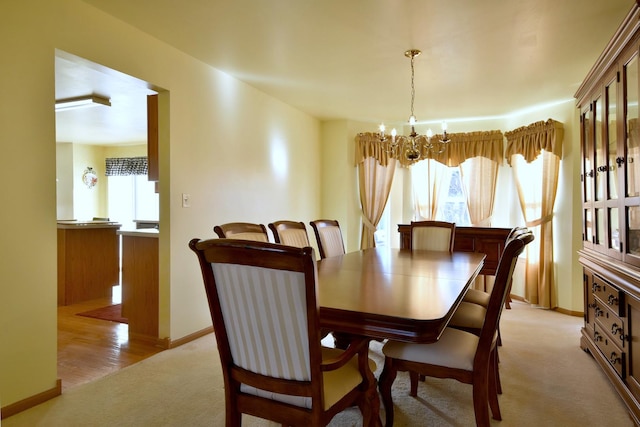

411,161,471,225
374,202,390,247
437,169,471,225
108,175,158,230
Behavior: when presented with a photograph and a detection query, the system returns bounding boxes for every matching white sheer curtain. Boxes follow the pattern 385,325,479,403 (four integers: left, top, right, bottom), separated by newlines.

411,160,449,220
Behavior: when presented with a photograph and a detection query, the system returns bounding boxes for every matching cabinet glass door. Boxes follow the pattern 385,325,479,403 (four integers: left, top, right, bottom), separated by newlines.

595,97,606,201
582,103,594,246
608,78,619,200
626,54,639,197
624,52,640,264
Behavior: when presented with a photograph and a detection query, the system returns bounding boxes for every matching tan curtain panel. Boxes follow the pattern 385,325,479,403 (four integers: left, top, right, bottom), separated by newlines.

355,130,504,168
504,119,564,165
358,157,396,249
505,118,564,309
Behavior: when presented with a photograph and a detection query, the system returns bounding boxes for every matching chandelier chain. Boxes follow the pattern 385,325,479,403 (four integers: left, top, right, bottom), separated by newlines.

410,54,415,119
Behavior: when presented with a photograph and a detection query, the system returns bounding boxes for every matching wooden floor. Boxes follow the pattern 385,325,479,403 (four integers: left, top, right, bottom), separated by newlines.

58,290,164,392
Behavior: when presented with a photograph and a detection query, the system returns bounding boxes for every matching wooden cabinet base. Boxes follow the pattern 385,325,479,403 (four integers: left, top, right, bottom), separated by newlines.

120,232,159,342
581,329,640,425
57,223,120,305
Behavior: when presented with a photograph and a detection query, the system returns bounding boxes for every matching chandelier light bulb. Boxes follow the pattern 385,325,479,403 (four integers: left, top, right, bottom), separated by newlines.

379,123,386,134
427,128,433,138
442,121,448,131
409,115,416,126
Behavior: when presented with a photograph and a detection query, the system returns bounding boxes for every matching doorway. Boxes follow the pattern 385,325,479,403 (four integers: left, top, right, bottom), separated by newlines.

55,50,163,391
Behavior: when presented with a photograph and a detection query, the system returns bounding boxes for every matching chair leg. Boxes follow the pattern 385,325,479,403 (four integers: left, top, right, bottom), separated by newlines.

409,371,420,397
488,350,502,420
472,373,491,427
378,358,398,427
494,349,502,395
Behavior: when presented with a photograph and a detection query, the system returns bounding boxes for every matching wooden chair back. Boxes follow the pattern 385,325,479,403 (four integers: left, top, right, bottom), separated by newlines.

188,238,376,426
213,222,268,242
410,220,456,252
476,227,533,354
309,219,345,259
268,220,310,248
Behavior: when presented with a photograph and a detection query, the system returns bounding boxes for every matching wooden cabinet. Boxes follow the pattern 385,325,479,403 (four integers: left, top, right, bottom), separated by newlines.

577,3,640,423
119,230,160,344
57,222,120,305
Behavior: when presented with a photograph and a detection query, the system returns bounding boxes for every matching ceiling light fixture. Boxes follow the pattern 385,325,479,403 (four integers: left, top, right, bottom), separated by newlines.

55,95,111,112
378,49,450,162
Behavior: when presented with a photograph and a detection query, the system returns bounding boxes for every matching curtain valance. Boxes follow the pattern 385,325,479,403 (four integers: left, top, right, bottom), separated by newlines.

355,132,396,166
105,157,148,176
504,119,564,165
355,130,504,167
430,130,504,167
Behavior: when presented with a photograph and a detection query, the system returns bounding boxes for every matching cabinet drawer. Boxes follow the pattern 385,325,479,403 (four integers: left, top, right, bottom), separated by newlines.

592,274,625,316
593,323,626,379
594,299,626,347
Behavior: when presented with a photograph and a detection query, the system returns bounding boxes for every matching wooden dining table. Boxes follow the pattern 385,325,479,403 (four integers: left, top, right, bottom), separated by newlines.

317,246,486,344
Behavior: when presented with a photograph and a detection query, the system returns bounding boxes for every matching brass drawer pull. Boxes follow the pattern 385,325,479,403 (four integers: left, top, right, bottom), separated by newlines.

610,352,621,365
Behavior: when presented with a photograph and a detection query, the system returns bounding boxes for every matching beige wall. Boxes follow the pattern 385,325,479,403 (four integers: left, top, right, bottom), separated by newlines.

1,0,321,409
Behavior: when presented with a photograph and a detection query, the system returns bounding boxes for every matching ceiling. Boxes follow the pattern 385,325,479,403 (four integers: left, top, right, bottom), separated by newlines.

58,0,635,144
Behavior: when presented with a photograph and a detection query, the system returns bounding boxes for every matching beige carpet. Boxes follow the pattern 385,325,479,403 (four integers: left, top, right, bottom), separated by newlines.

3,301,634,426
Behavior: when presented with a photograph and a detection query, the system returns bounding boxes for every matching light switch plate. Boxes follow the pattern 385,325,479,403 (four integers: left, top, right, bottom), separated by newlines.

182,193,191,208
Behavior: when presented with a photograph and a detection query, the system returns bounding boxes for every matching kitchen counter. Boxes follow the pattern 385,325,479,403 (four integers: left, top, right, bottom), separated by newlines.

57,221,121,305
57,220,121,229
117,229,159,238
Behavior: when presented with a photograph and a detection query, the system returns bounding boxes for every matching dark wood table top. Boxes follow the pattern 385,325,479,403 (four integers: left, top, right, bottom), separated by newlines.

318,247,486,343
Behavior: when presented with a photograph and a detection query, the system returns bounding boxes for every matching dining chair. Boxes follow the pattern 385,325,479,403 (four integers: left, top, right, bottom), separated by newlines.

449,227,525,337
268,220,310,248
378,227,533,427
310,219,346,259
460,226,521,310
188,238,379,426
446,227,525,397
213,222,269,242
409,220,456,252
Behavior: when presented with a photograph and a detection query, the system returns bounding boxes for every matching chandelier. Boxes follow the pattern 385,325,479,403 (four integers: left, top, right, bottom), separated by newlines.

378,49,450,162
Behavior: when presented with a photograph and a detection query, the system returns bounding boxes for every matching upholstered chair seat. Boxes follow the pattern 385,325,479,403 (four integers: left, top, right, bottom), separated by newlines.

450,301,487,333
464,288,491,307
241,347,376,410
383,327,478,373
